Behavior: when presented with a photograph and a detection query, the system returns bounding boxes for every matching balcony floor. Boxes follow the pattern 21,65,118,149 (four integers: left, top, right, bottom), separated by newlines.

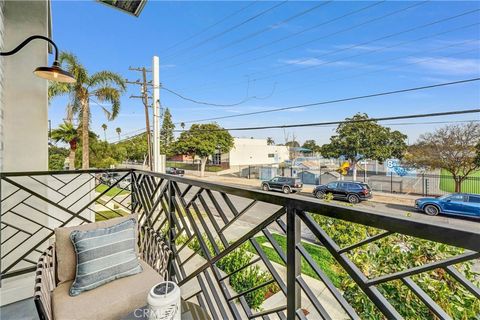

0,298,38,320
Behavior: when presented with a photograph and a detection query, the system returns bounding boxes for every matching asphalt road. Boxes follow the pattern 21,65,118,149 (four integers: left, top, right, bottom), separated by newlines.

197,183,479,235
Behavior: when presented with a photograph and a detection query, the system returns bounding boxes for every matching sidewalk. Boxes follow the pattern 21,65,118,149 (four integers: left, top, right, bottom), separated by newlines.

188,175,418,207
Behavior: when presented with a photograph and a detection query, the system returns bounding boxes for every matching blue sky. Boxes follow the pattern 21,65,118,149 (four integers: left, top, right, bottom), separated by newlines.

49,1,480,145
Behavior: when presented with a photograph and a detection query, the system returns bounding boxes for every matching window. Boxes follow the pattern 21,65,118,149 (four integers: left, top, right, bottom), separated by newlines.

270,177,279,182
327,182,338,189
468,196,480,203
348,183,362,190
268,153,275,158
447,194,466,202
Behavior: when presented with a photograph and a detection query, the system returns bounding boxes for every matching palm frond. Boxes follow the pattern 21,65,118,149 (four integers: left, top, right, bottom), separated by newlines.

48,82,71,101
58,52,89,85
93,86,121,120
88,71,126,92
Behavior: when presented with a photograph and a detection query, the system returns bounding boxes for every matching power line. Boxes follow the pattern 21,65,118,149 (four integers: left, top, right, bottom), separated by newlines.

161,1,258,55
162,86,253,107
179,1,332,65
163,1,288,61
112,119,480,143
252,7,480,81
174,78,480,124
174,109,480,132
178,5,478,92
167,1,385,81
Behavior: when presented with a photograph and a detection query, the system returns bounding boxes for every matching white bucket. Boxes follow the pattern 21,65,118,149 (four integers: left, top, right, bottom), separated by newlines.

147,281,181,320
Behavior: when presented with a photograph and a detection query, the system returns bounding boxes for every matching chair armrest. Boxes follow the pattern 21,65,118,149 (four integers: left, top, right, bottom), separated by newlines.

139,225,172,279
34,245,56,320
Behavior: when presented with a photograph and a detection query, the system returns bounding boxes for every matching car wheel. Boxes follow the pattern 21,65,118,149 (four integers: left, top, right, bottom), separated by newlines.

283,186,291,194
315,190,325,199
347,194,360,204
262,184,269,191
424,204,440,216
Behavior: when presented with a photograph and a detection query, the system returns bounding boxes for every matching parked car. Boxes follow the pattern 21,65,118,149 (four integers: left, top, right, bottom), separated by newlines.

313,181,372,204
166,167,185,176
415,193,480,218
117,176,132,191
261,177,303,194
99,172,122,186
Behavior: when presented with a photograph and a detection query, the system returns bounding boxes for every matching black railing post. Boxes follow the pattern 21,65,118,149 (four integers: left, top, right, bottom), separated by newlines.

390,172,393,193
286,205,301,318
422,173,425,196
167,179,175,248
130,170,138,214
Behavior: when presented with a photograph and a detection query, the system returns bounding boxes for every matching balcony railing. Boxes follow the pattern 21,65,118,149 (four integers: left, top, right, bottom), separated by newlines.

1,169,479,319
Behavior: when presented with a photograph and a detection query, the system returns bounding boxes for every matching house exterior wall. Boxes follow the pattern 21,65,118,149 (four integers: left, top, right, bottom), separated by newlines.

1,0,49,172
1,0,50,306
226,138,290,166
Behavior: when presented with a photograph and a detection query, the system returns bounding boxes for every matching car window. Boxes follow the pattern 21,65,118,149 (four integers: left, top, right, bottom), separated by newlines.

278,177,286,183
270,177,279,182
468,196,480,203
447,194,466,202
327,182,337,189
337,182,347,189
348,183,362,190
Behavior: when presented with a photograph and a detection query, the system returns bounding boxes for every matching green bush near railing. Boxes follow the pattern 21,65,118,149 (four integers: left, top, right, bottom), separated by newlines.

178,235,277,310
312,214,480,320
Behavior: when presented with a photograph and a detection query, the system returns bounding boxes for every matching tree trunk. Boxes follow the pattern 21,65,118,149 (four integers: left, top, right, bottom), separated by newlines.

200,157,207,177
82,99,89,169
68,148,76,170
352,160,357,181
454,178,462,193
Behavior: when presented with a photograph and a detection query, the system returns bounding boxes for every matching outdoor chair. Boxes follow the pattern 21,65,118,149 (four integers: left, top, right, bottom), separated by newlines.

33,216,172,320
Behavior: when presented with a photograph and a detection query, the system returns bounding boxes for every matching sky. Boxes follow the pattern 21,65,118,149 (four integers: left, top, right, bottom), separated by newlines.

49,0,480,146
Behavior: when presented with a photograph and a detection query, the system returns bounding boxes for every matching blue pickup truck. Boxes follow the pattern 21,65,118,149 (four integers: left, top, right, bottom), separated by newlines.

415,193,480,218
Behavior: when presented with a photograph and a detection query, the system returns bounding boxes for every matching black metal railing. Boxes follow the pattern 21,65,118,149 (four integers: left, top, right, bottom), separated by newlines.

1,169,479,319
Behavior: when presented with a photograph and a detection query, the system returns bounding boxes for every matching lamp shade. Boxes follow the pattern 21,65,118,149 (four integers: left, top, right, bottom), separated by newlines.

34,64,76,83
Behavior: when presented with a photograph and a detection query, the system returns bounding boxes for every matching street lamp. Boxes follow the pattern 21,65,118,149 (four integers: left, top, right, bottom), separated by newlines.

0,35,76,83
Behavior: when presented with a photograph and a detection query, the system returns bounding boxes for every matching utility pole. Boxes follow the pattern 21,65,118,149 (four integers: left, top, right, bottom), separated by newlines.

126,67,153,170
152,56,162,173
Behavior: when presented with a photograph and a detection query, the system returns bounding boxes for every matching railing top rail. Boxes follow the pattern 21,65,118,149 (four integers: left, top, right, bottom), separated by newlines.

0,168,132,177
134,170,480,252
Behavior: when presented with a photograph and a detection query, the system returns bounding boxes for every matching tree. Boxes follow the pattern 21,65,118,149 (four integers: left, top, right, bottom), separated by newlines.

406,122,480,192
321,113,407,180
160,108,175,156
49,146,69,170
101,123,107,141
267,137,275,145
302,139,320,154
116,127,122,141
49,52,126,169
50,122,80,170
285,141,300,148
173,123,234,177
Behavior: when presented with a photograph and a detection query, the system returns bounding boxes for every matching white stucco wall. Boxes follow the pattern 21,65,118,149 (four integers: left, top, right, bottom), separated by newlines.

226,138,290,166
1,0,49,172
1,0,50,306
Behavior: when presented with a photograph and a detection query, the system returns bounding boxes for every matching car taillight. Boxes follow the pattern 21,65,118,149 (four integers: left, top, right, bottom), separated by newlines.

362,189,368,195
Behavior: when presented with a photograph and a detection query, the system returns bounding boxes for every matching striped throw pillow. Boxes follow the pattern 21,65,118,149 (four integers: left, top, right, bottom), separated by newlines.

69,218,142,296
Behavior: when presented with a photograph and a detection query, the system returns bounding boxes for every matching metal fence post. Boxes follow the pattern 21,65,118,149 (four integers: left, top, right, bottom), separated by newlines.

286,205,301,318
422,173,425,196
248,166,251,179
390,172,393,193
167,180,175,247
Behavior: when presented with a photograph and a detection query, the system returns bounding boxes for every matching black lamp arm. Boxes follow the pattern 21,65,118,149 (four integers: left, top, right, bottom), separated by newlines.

0,35,59,62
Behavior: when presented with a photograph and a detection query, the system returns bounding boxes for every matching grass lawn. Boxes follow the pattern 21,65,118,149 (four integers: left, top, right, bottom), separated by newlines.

247,233,343,287
95,210,128,221
439,169,480,194
95,184,130,197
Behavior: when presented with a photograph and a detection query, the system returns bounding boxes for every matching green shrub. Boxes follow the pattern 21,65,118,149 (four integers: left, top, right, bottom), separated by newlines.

312,214,480,319
230,264,273,310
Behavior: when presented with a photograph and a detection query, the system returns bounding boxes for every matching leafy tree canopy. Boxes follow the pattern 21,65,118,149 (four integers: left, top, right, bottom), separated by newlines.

285,141,300,148
160,108,175,156
302,139,320,153
405,122,480,192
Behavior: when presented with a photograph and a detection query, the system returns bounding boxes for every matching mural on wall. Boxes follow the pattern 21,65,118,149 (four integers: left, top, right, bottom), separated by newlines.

386,159,417,177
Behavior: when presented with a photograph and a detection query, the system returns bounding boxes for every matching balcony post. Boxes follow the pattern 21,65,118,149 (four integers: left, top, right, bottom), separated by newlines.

286,205,301,318
167,180,175,247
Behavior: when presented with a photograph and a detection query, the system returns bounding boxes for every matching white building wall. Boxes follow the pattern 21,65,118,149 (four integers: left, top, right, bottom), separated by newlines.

2,0,49,172
1,0,50,305
227,138,289,166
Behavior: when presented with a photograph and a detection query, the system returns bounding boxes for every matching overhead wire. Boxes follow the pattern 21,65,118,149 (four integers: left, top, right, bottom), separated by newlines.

174,78,480,124
163,1,288,61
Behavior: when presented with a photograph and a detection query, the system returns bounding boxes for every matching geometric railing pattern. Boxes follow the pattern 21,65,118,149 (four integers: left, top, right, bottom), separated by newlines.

1,169,479,319
1,169,132,279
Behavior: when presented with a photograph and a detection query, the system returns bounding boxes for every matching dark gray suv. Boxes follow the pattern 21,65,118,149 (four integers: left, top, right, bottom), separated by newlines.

261,177,303,194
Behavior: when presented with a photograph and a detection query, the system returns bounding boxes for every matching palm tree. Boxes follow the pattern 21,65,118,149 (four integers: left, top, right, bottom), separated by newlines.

101,123,107,141
116,127,122,141
49,52,126,169
51,122,79,170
